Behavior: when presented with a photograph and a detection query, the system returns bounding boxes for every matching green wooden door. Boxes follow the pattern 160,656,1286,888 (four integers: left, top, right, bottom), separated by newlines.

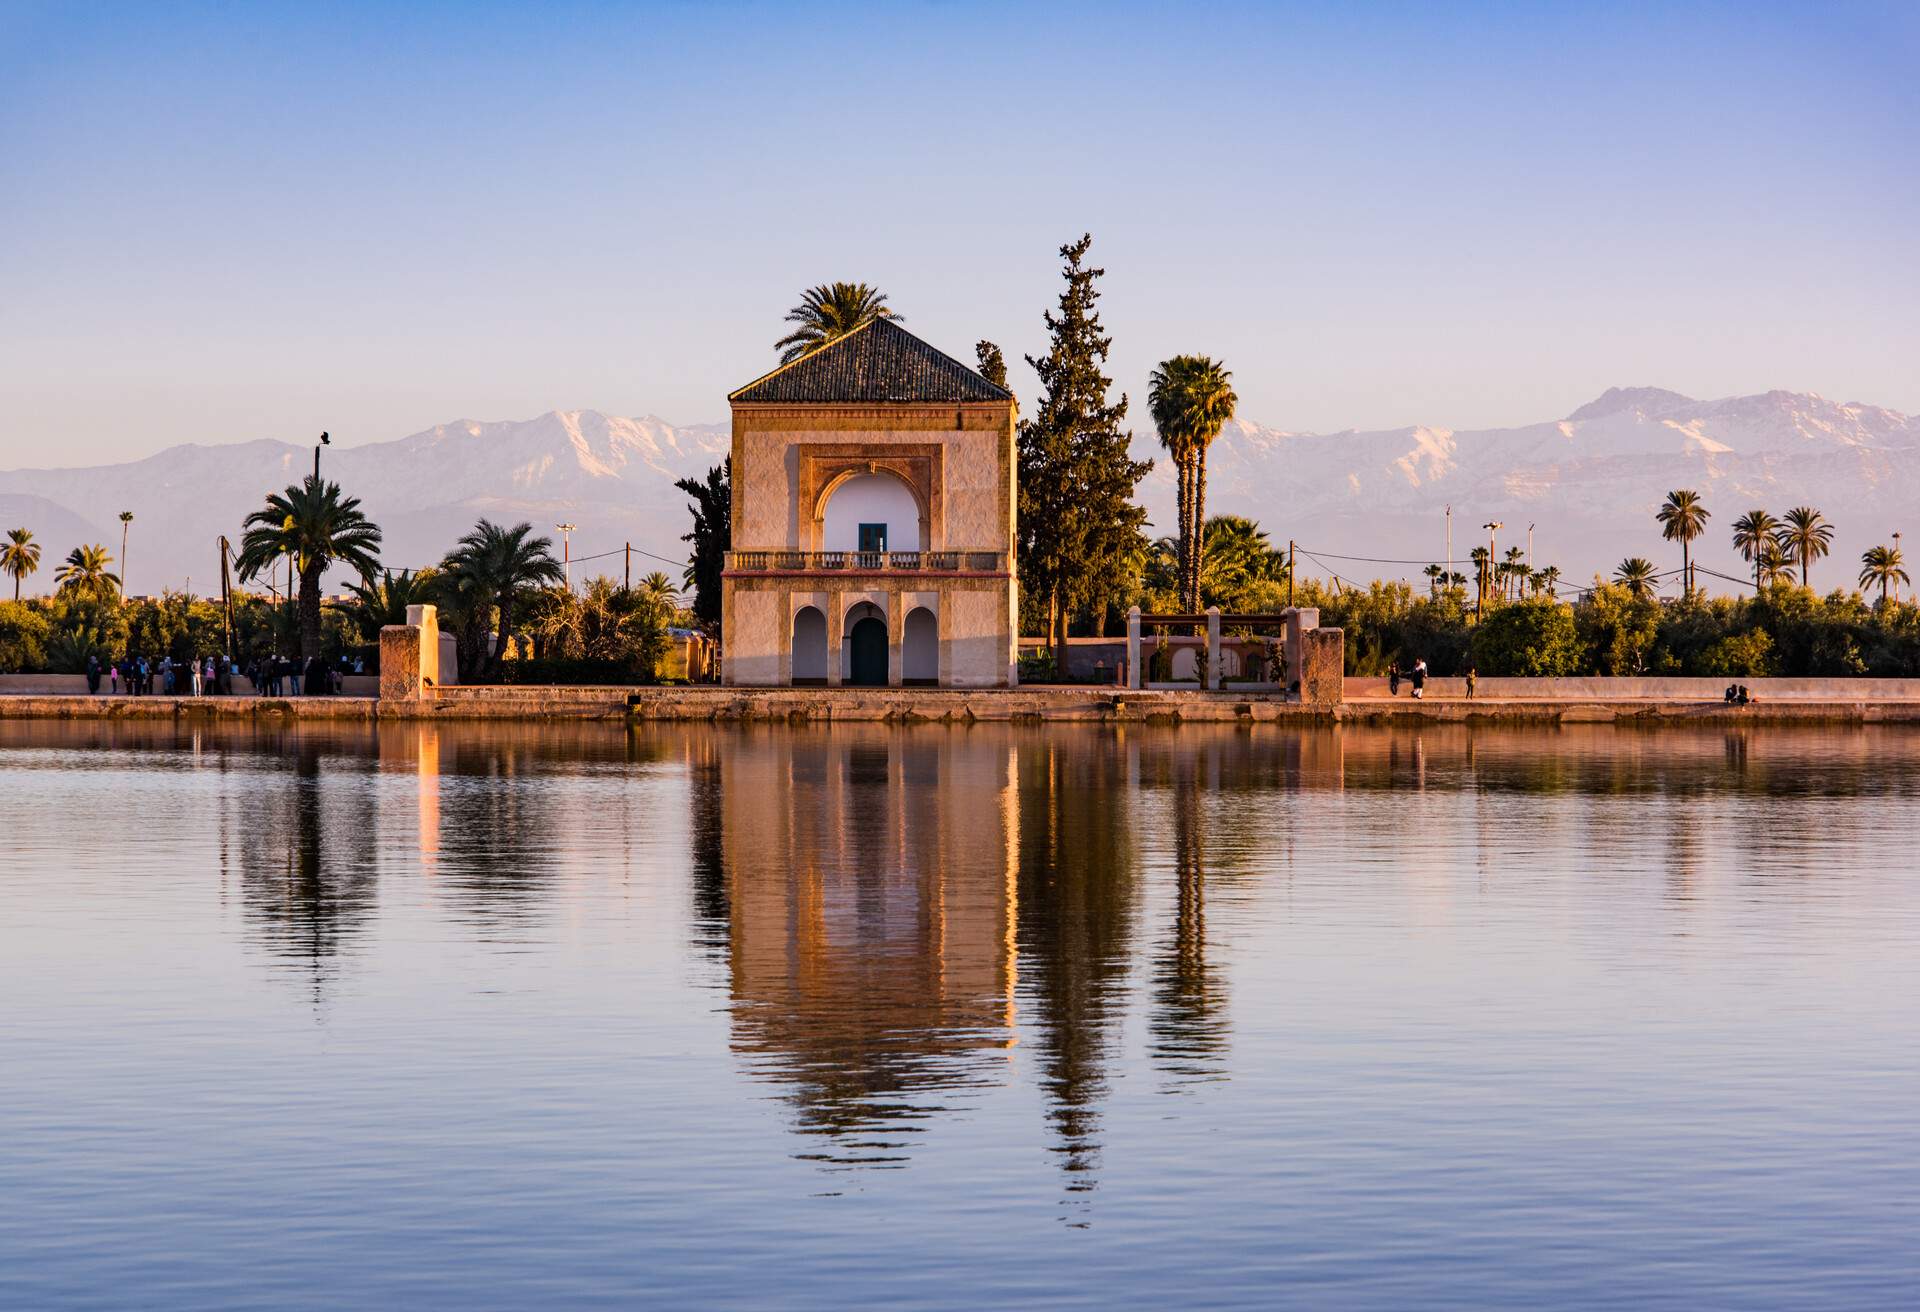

848,617,888,686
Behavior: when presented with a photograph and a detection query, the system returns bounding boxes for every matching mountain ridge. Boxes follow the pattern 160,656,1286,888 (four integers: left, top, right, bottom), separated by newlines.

0,390,1912,597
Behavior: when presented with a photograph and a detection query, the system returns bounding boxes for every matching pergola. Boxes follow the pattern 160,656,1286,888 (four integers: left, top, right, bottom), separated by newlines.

1123,604,1332,694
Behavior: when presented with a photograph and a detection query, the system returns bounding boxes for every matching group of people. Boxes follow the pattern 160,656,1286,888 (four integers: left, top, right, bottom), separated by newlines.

1723,684,1758,705
1386,658,1478,700
84,652,364,696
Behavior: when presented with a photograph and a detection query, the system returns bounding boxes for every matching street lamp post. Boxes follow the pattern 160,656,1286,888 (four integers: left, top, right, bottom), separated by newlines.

556,522,577,591
1482,521,1502,614
314,431,330,484
1896,531,1904,605
118,511,133,599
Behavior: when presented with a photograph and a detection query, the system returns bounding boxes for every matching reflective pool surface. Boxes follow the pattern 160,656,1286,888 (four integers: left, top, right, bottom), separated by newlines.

2,720,1917,1309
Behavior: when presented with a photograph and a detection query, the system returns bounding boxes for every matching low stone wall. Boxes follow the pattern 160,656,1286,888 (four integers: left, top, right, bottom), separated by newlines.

1347,675,1920,701
0,673,378,697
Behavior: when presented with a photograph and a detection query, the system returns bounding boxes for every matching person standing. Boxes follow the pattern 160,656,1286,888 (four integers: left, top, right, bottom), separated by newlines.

86,654,102,695
288,657,301,696
108,661,120,695
190,658,203,696
1388,661,1401,697
1411,657,1427,700
1465,665,1477,701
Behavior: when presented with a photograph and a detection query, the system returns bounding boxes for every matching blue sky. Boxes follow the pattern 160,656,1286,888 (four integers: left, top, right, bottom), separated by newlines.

2,1,1915,463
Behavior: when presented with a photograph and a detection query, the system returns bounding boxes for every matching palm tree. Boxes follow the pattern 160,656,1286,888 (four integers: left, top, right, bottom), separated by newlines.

439,520,564,676
2,528,41,601
1501,546,1528,600
54,544,120,600
234,476,383,659
1614,557,1656,599
344,568,436,641
1776,506,1833,589
118,511,134,597
773,283,898,363
1535,565,1562,596
1423,563,1443,598
635,571,679,616
1469,546,1492,610
1148,356,1238,612
1859,545,1909,605
1656,489,1710,597
1756,539,1794,587
1730,508,1779,591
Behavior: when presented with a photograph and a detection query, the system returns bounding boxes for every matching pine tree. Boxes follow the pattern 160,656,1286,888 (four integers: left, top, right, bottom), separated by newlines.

1017,235,1152,653
675,460,731,628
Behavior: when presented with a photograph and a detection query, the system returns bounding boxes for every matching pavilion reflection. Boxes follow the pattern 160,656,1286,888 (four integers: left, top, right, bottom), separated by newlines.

713,727,1020,1165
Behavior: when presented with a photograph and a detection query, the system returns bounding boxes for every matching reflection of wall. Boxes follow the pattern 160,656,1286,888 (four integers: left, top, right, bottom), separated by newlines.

719,727,1017,1141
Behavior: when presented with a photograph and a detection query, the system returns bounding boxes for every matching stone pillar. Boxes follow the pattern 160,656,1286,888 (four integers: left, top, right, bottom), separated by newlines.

1300,626,1344,706
1126,606,1142,690
1282,606,1320,690
380,604,440,701
886,593,903,688
826,590,844,687
1205,607,1222,691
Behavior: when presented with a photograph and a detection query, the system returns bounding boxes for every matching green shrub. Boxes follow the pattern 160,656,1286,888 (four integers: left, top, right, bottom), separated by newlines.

0,601,50,672
1469,598,1581,676
1697,627,1773,677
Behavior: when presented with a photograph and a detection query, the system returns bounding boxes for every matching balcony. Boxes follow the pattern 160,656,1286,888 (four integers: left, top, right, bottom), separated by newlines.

725,550,1009,574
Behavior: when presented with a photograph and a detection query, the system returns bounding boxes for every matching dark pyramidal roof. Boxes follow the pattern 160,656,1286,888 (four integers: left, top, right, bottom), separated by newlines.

729,317,1013,405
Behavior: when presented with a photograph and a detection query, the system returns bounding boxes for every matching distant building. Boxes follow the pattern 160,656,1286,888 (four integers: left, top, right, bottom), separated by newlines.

722,318,1018,687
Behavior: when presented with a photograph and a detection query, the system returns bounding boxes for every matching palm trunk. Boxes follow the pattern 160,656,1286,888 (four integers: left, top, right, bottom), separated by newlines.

1190,448,1209,616
1049,584,1067,657
298,563,323,660
1167,457,1182,610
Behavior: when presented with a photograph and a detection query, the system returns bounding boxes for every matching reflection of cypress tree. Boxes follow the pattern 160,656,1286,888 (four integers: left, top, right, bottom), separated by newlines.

1149,763,1228,1082
1015,735,1140,1191
686,739,729,960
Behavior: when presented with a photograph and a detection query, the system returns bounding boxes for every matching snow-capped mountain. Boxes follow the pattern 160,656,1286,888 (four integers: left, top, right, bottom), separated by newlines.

1136,387,1920,593
0,411,728,596
1,389,1914,597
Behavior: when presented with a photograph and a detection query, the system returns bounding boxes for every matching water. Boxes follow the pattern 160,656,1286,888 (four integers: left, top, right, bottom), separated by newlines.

2,719,1916,1309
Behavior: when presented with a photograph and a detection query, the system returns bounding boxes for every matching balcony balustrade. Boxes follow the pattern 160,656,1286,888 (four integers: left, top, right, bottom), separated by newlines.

725,550,1008,574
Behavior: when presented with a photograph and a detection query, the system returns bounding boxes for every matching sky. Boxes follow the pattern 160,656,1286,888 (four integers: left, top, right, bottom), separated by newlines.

1,0,1916,466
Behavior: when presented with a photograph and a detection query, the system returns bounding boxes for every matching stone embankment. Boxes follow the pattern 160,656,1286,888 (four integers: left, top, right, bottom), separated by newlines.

6,686,1920,724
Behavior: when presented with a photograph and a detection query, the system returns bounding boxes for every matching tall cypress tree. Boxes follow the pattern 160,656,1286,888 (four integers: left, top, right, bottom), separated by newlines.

675,459,731,628
1018,235,1152,652
975,340,1010,391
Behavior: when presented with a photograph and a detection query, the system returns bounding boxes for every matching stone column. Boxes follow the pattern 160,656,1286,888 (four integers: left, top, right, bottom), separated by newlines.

379,603,440,701
1205,607,1222,691
1126,606,1142,690
826,590,844,687
886,592,904,688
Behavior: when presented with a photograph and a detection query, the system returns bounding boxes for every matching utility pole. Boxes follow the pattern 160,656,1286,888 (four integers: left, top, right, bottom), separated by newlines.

1287,539,1295,608
1445,505,1452,587
1527,523,1535,573
1896,531,1904,605
625,542,631,593
556,522,577,591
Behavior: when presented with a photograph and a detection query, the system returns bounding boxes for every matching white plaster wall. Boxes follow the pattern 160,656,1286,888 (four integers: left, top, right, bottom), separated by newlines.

727,590,785,685
945,588,1010,686
821,474,924,550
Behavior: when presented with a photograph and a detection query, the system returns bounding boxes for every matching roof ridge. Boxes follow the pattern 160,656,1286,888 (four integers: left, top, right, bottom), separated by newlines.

729,316,1013,406
727,316,888,403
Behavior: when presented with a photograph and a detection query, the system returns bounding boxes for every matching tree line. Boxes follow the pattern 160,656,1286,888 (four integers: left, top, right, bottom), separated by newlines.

0,503,690,682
